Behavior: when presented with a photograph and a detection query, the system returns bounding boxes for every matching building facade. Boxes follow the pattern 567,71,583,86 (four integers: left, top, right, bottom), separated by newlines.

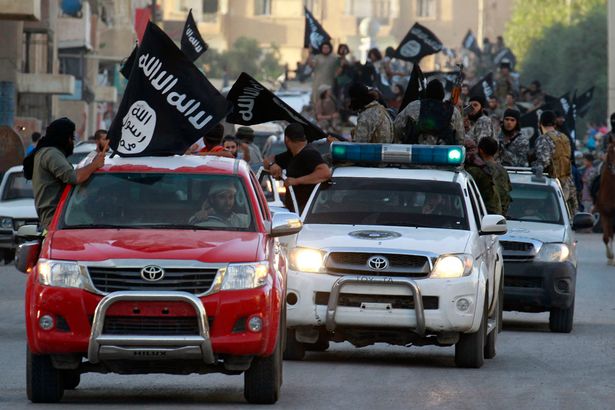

160,0,515,69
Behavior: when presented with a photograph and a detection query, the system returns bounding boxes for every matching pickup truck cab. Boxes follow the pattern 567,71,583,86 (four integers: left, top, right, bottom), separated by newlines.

502,168,593,332
17,155,301,404
285,143,506,368
0,165,37,263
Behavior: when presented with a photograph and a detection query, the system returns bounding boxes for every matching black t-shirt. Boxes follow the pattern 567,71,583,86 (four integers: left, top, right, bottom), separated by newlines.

275,145,325,213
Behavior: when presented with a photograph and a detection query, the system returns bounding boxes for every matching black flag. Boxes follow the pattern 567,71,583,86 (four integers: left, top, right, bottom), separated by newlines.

181,9,208,62
394,23,443,63
462,30,481,56
108,21,230,157
399,64,426,112
120,44,139,80
424,71,457,93
226,72,327,142
304,7,331,54
493,48,517,69
574,87,594,118
469,72,495,102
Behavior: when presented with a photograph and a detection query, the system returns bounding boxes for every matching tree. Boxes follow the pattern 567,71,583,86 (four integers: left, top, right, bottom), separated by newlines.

505,0,606,67
201,37,284,83
519,5,607,125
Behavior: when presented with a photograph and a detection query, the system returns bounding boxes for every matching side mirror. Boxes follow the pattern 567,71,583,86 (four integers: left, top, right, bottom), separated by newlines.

480,214,507,235
15,241,41,274
572,212,594,231
16,224,41,241
270,212,302,237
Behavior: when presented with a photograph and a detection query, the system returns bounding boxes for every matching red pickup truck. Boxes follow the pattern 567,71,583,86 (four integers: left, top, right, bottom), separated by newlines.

16,155,302,404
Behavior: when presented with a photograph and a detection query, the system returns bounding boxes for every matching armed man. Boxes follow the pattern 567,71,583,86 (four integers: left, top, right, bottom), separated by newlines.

532,110,577,216
498,108,530,167
393,79,465,145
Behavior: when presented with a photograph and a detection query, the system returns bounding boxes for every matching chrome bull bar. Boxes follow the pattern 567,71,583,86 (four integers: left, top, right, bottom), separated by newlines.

325,276,426,336
88,291,215,364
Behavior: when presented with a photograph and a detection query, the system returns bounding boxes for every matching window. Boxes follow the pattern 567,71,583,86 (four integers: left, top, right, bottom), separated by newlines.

203,0,218,14
507,184,563,225
305,178,468,230
2,172,33,201
61,173,255,231
416,0,436,18
254,0,271,16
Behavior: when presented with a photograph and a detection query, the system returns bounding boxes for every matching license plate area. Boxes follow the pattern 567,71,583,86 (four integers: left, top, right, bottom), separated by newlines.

360,302,393,311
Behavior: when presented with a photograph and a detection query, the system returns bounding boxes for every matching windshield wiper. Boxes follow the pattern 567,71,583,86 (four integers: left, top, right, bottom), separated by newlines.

129,224,248,231
64,224,127,229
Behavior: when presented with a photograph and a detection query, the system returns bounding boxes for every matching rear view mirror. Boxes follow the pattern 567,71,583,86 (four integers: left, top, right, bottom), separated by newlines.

15,241,41,274
270,212,302,237
16,224,41,240
572,212,594,231
480,215,507,235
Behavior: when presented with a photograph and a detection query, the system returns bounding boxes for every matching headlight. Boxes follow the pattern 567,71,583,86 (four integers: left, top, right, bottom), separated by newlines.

221,262,269,290
431,254,473,279
535,243,570,262
0,216,13,231
289,248,325,273
38,259,87,288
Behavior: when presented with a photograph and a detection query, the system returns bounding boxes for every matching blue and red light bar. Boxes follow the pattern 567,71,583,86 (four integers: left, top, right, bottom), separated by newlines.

330,143,465,166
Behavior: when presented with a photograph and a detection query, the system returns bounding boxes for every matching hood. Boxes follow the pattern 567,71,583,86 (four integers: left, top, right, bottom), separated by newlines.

503,221,566,243
298,224,471,255
49,229,262,263
0,199,37,219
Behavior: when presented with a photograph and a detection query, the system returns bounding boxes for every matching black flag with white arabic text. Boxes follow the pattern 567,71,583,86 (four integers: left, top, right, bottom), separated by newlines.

493,47,517,69
394,23,443,63
108,21,230,157
181,9,208,62
304,7,331,54
469,72,495,102
120,44,139,80
462,30,481,56
574,87,594,118
226,72,327,142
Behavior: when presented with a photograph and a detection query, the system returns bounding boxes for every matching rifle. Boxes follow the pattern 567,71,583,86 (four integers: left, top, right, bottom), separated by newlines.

450,64,465,106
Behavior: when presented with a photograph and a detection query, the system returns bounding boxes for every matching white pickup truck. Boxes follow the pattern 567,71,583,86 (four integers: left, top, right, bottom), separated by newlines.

285,143,506,368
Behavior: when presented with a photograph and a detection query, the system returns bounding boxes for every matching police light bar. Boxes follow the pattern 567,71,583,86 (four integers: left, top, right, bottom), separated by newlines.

330,143,465,166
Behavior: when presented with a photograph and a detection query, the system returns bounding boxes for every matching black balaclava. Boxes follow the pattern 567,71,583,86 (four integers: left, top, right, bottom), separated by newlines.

23,117,76,179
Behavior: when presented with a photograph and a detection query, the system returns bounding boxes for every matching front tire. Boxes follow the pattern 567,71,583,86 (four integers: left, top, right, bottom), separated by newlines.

62,370,81,390
549,299,575,333
244,316,283,404
283,329,305,360
455,292,487,368
27,348,64,403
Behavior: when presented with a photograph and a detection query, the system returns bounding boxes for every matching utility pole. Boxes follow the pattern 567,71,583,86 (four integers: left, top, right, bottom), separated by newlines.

477,0,484,47
609,0,615,117
151,0,157,24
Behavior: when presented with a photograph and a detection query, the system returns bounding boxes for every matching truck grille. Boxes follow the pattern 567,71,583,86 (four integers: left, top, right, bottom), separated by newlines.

315,292,439,310
87,267,219,295
501,241,537,262
325,252,431,278
102,316,201,336
504,276,543,288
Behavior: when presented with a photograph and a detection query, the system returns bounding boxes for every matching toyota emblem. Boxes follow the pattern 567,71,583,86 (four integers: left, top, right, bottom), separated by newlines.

367,256,389,271
140,265,165,281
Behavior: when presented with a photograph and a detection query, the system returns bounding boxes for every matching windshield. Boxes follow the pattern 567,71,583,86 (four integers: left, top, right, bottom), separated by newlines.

61,173,254,231
305,178,469,230
2,171,33,200
507,183,563,224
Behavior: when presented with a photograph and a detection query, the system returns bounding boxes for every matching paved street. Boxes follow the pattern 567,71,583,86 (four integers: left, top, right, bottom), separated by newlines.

1,232,614,409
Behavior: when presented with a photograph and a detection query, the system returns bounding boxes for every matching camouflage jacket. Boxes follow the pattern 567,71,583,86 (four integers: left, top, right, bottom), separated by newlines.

466,163,502,215
393,100,465,145
353,101,394,143
498,130,530,167
466,115,495,143
532,130,571,178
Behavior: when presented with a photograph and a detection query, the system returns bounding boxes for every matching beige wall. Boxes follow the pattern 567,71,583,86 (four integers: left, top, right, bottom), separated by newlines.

159,0,516,68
